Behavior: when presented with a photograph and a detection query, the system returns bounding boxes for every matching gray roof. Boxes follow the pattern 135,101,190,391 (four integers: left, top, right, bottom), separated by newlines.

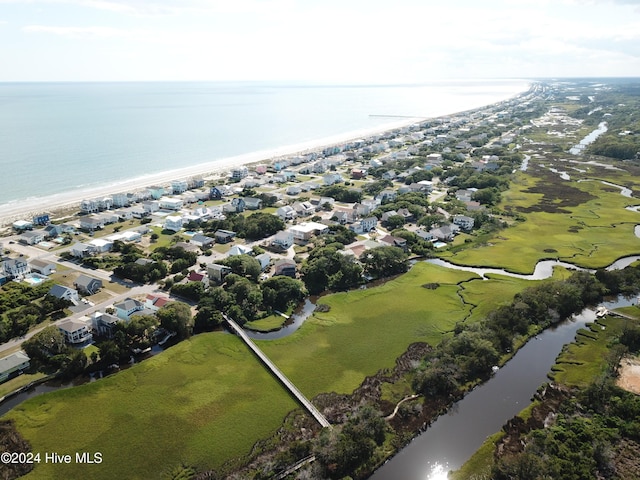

0,351,30,374
114,299,143,311
75,274,101,288
48,284,74,298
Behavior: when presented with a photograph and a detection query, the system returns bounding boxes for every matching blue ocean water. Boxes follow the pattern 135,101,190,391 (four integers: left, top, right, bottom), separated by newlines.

0,80,528,207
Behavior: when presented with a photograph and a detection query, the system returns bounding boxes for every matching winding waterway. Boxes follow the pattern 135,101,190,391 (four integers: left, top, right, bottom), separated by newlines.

370,310,597,480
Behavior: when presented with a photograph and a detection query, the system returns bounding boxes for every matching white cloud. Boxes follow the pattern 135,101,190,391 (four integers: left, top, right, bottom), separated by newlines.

23,24,141,38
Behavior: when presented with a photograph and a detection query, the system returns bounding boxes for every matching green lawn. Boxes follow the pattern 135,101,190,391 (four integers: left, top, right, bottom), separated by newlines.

7,333,297,480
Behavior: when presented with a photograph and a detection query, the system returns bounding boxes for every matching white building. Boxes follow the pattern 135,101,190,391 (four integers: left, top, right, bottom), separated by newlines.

164,215,184,232
159,197,184,211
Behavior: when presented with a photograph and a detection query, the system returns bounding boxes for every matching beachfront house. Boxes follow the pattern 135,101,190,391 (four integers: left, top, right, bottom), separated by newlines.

0,351,30,384
231,166,249,180
12,220,33,232
171,179,189,194
80,199,100,214
111,193,130,208
148,186,165,200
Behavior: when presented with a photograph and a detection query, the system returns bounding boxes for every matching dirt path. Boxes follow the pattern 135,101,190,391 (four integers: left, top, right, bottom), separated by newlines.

617,357,640,395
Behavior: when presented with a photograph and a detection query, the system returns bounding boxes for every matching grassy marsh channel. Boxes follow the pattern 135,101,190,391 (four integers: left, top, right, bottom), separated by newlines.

2,79,640,480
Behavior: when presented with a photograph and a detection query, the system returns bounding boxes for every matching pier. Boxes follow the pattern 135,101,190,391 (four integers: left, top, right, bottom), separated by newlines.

222,314,331,429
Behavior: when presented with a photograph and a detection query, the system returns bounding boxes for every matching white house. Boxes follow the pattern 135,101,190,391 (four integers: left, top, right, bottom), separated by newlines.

29,259,56,276
0,351,30,383
114,298,145,321
228,245,253,256
48,284,80,305
276,205,297,221
231,166,249,180
272,230,294,250
159,197,184,211
289,222,329,243
58,318,93,345
19,230,45,245
171,179,189,194
89,238,114,253
1,256,30,279
452,215,475,231
164,215,184,232
255,253,271,271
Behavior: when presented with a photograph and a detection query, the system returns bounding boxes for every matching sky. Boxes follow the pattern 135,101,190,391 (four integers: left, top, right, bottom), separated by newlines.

0,0,639,82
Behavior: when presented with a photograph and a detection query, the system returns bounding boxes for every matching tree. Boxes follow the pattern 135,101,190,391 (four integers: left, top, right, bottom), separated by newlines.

301,246,363,294
243,213,285,240
194,309,224,333
261,276,307,312
22,326,67,365
384,215,406,230
171,281,205,301
221,254,261,282
359,246,409,279
157,301,193,340
97,340,121,366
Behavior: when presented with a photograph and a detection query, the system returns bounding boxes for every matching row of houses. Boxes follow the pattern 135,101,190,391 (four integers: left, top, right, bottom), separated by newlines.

57,294,171,346
79,178,206,214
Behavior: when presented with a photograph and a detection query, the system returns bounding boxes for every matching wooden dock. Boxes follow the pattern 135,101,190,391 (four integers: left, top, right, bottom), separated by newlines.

223,313,331,429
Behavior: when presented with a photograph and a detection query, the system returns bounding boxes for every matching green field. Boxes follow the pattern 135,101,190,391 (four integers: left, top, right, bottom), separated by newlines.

7,334,297,480
550,316,628,387
260,262,544,398
442,172,640,273
6,262,544,479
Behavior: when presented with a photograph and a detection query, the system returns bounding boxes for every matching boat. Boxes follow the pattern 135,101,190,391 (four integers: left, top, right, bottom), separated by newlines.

595,306,608,318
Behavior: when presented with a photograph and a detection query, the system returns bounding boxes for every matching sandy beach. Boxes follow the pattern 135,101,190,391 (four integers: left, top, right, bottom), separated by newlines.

0,117,424,228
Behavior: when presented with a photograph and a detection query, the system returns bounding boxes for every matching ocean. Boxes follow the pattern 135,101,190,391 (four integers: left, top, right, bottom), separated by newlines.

0,80,529,209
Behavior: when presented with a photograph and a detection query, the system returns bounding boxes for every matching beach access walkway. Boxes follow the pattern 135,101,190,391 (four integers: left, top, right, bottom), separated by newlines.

222,313,331,429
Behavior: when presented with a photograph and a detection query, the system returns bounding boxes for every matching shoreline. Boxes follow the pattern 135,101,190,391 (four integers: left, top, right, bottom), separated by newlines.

0,84,532,227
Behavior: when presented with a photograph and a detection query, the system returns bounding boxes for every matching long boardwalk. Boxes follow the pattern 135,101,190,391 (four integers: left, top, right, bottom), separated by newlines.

222,314,332,429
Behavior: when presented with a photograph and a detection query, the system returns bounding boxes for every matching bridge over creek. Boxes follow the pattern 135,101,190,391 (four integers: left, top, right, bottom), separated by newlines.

222,313,332,429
